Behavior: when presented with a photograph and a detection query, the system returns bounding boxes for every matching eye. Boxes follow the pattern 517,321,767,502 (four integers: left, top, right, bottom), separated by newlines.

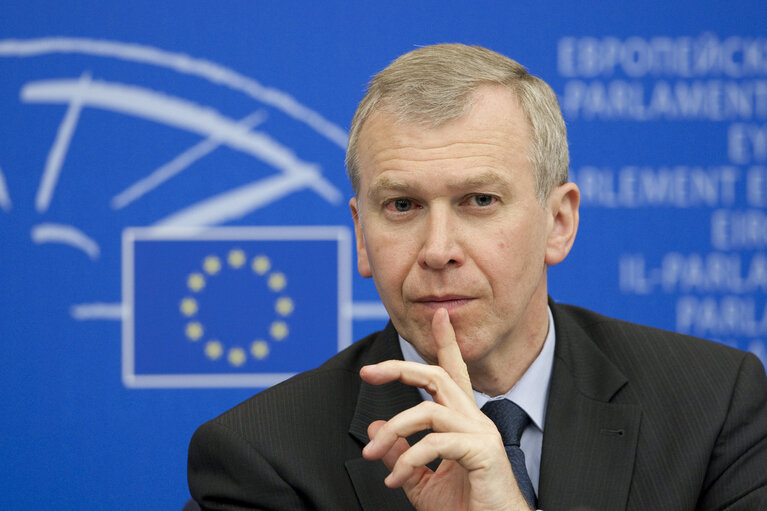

391,198,413,212
471,194,496,207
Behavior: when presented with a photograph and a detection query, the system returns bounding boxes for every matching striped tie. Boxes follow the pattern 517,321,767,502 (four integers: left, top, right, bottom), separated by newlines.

481,399,537,509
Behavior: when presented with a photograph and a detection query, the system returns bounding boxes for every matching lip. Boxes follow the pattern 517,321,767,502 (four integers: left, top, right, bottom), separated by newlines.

413,294,475,312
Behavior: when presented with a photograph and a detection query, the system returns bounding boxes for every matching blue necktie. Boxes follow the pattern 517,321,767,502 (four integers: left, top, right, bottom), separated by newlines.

481,399,537,509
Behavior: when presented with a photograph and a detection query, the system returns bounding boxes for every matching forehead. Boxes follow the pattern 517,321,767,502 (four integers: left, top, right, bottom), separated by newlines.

356,86,532,189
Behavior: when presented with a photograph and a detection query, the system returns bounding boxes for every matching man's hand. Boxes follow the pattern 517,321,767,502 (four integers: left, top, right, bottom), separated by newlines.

359,308,531,511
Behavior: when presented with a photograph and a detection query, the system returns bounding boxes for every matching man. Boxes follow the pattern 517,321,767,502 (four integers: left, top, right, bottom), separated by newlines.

188,44,767,510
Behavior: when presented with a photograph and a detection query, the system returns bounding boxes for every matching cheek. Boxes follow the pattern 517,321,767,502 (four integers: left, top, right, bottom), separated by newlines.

366,234,392,267
366,234,410,289
478,226,515,261
478,227,538,280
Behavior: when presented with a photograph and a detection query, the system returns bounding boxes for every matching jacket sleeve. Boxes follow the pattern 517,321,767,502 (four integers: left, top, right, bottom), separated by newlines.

188,420,309,511
697,353,767,510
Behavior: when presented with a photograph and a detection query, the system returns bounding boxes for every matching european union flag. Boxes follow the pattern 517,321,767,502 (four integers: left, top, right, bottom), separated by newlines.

122,226,352,388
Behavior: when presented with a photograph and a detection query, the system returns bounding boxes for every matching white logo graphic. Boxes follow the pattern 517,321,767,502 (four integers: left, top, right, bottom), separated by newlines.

0,37,388,387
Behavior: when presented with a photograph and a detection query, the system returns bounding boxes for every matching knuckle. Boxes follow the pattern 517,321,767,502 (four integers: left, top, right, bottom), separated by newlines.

417,400,438,412
432,365,450,379
421,432,440,448
425,365,451,388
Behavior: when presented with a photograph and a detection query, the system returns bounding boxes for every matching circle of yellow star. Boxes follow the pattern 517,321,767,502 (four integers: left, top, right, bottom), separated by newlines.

181,250,299,366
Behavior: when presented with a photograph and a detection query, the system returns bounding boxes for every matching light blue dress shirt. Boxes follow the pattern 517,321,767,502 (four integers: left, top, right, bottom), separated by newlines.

398,306,556,494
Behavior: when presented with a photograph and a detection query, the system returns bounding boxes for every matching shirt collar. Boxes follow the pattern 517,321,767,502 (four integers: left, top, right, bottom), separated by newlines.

398,306,556,432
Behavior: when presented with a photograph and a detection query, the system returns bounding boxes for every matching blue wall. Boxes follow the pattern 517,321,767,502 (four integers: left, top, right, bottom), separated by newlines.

1,1,765,508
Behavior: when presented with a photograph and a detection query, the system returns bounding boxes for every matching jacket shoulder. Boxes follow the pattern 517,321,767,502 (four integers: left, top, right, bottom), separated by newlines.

550,301,765,408
552,301,750,365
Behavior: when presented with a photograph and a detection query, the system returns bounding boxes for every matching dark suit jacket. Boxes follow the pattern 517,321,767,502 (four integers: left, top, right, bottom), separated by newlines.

188,302,767,510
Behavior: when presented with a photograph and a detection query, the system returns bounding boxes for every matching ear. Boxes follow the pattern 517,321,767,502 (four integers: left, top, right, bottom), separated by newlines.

544,182,580,266
349,197,373,278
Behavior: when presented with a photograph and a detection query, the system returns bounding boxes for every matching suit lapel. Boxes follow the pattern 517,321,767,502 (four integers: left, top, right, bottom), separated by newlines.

345,324,420,511
538,304,641,511
342,308,642,510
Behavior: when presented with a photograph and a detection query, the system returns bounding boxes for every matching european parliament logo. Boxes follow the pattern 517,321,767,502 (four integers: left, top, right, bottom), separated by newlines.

122,226,352,388
0,38,372,389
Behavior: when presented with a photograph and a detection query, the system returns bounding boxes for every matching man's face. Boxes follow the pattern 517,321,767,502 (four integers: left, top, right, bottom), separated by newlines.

350,86,567,370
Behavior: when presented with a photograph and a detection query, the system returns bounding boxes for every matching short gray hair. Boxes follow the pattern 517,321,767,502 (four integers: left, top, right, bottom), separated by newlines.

345,44,568,203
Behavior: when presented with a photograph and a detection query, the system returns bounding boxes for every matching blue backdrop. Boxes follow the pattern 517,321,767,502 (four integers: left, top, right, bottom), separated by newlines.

1,1,766,508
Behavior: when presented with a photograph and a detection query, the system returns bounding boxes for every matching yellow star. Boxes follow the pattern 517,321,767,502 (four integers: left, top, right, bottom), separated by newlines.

270,321,288,341
252,255,271,275
268,272,287,292
185,321,203,341
205,340,223,360
180,297,198,317
251,340,270,360
203,255,222,275
187,273,205,292
228,249,246,269
228,347,246,367
275,297,294,316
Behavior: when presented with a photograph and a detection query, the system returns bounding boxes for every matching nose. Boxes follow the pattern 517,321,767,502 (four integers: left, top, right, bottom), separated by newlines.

417,205,465,270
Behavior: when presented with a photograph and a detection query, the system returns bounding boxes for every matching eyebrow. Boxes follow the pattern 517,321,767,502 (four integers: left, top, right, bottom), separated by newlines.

450,170,510,191
367,169,511,200
367,175,411,199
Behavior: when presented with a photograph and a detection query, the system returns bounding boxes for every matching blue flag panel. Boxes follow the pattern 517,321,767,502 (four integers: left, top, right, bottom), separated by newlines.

124,227,351,387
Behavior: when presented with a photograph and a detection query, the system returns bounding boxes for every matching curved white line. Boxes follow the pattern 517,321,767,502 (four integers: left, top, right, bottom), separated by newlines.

154,172,321,231
31,223,101,259
0,37,348,148
111,110,268,210
0,165,11,212
22,78,342,205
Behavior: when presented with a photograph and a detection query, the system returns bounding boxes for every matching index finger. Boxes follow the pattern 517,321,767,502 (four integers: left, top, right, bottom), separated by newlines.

432,308,473,398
